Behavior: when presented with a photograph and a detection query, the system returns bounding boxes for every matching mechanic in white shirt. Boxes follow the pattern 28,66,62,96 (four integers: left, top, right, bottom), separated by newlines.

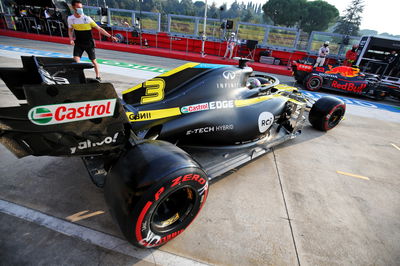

314,41,330,67
223,32,237,60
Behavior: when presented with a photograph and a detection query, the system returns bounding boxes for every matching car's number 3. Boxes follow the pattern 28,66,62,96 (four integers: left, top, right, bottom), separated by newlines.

140,79,165,104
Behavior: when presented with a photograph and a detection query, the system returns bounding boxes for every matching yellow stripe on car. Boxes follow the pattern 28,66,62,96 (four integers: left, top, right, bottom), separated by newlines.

274,84,299,92
126,107,181,122
235,93,305,107
158,63,199,77
123,63,199,95
234,95,281,107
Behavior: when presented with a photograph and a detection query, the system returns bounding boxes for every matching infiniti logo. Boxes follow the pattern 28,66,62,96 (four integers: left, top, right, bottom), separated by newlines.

222,71,236,80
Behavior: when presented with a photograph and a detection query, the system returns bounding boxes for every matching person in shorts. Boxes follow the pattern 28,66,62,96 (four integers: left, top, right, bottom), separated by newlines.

68,0,117,81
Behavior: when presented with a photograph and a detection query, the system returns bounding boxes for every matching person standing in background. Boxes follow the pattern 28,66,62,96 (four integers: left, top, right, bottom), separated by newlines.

314,41,330,67
68,0,117,81
223,32,237,60
344,45,358,66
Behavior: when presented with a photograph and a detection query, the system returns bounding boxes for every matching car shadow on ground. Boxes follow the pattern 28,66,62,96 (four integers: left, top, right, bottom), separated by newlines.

209,124,326,185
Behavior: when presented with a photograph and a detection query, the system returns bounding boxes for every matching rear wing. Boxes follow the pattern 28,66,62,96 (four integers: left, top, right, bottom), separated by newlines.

0,56,130,158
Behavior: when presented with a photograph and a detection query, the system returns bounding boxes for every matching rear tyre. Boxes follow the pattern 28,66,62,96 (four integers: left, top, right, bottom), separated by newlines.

130,168,208,248
104,141,209,248
304,74,323,91
309,96,346,131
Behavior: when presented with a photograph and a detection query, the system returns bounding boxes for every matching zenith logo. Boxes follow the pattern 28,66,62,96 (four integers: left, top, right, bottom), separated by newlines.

222,71,236,80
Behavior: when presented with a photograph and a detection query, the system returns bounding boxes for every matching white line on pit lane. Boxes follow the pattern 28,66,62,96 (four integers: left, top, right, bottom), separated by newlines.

0,199,209,266
0,49,159,80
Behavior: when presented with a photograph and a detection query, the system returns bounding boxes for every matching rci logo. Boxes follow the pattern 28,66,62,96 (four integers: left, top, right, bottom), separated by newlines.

222,71,236,80
258,112,274,133
30,107,53,124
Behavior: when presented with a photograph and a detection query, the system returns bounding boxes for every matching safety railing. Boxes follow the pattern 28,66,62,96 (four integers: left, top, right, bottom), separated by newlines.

108,7,160,33
167,14,222,41
236,22,301,51
83,6,161,33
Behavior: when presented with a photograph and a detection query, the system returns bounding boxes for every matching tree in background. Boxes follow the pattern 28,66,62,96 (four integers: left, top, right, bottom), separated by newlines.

301,0,339,33
207,3,219,19
193,1,205,17
262,0,338,33
262,0,306,27
226,1,241,20
334,0,364,36
177,0,195,16
242,8,254,22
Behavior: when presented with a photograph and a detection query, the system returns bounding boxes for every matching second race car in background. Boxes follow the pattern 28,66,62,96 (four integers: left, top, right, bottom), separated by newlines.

292,60,400,101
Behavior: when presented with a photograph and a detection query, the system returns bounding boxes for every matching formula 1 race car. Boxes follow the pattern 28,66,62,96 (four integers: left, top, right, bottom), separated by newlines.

292,60,400,100
0,56,345,248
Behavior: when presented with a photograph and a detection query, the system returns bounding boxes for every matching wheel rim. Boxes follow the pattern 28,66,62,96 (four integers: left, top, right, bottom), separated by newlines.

151,187,197,234
328,108,344,128
309,78,321,90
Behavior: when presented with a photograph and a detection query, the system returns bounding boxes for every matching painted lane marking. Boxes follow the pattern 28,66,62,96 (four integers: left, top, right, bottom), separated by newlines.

0,199,209,266
336,171,370,181
390,143,400,151
66,210,105,222
0,48,158,80
0,44,168,74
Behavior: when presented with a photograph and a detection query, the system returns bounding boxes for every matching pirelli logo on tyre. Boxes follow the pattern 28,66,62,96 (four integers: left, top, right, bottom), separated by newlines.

28,99,117,125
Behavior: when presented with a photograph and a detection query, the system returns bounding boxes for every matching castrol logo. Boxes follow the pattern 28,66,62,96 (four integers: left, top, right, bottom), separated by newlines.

28,99,116,125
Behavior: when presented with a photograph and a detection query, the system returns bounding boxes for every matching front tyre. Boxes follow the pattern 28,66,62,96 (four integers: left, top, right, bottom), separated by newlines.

309,96,346,131
304,74,323,91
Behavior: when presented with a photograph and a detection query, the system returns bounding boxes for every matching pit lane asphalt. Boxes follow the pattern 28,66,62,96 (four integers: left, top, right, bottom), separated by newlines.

0,36,400,265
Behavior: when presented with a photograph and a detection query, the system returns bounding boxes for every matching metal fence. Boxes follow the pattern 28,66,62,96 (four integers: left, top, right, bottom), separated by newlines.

237,22,300,50
83,6,161,33
308,31,360,58
167,14,222,40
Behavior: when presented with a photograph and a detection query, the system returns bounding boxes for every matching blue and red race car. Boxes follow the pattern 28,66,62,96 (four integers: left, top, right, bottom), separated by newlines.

292,60,400,101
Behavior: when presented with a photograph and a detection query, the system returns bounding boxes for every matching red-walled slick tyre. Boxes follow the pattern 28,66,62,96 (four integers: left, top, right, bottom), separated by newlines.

309,96,346,131
132,169,208,248
304,74,323,91
104,140,209,248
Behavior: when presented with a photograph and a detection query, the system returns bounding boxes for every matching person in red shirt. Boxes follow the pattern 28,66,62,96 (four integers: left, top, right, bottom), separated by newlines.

344,45,358,66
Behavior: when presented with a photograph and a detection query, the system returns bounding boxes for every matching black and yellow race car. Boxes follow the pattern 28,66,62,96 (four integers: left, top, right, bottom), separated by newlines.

0,56,345,248
292,60,400,100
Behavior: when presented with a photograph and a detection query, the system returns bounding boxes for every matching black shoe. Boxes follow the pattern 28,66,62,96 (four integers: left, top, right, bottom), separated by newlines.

96,77,102,81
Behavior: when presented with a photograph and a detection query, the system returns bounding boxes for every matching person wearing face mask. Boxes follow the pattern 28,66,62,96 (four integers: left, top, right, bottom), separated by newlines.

68,0,117,81
344,45,358,67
